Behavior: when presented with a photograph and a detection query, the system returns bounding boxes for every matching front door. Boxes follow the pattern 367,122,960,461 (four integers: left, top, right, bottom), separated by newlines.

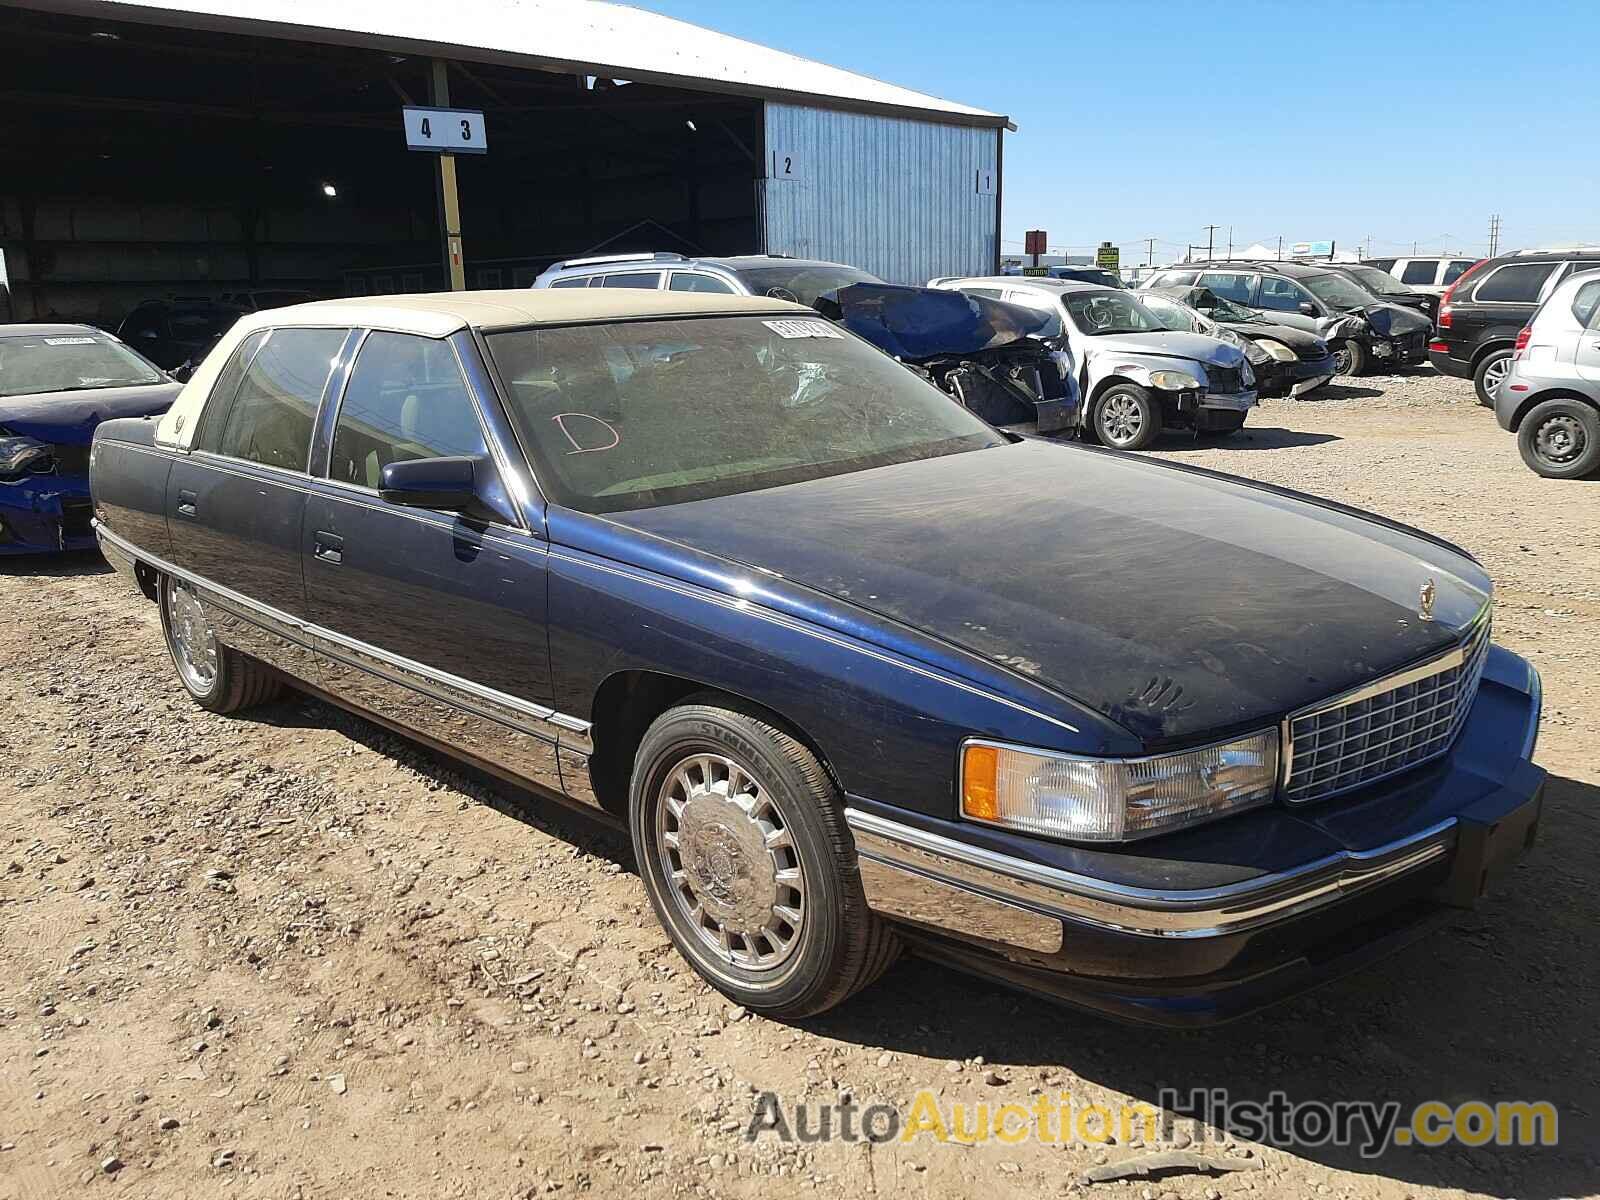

302,330,562,790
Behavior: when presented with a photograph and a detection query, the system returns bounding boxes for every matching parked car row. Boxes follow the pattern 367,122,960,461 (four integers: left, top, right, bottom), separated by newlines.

85,285,1545,1028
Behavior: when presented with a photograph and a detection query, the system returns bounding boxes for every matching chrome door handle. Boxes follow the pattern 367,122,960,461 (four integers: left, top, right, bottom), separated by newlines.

313,531,343,565
176,488,197,518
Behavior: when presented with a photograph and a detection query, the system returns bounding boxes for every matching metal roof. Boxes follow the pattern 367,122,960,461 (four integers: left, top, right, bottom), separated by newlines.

30,0,1012,128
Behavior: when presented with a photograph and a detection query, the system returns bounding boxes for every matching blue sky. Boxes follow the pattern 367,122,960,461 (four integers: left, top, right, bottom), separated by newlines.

641,0,1599,265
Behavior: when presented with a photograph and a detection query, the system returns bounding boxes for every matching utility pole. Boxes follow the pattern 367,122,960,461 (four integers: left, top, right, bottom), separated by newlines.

429,59,466,291
1276,235,1283,261
1145,237,1155,266
1487,214,1502,258
1226,226,1233,260
1203,224,1219,261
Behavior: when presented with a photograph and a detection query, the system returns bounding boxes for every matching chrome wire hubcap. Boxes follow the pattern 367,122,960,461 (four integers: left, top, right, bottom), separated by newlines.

656,753,804,972
1536,414,1584,464
1333,346,1353,374
167,581,218,692
1100,394,1144,444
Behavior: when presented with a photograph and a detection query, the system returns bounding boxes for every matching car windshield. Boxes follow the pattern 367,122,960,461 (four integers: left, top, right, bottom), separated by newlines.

0,333,165,397
1139,295,1197,332
1061,291,1166,335
1205,295,1262,323
1300,272,1377,311
1343,266,1408,295
487,315,1004,514
730,264,882,306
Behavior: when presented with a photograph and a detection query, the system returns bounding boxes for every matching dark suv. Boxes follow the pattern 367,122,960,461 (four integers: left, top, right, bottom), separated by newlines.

1429,249,1600,405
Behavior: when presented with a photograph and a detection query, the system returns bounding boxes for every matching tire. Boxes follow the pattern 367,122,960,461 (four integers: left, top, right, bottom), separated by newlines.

1517,398,1600,479
159,575,282,713
1093,383,1163,450
629,694,899,1018
1474,348,1512,407
1332,339,1367,377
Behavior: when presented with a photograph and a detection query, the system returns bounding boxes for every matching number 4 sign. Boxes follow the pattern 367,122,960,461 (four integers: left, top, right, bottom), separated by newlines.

402,107,488,155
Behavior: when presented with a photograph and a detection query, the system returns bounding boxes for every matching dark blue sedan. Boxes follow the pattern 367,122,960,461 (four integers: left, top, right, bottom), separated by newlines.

1,324,178,554
88,290,1544,1026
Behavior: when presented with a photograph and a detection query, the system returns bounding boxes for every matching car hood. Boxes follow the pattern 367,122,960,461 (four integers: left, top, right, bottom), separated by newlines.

1230,322,1328,357
1083,329,1246,368
1346,303,1431,337
614,439,1490,745
0,383,180,444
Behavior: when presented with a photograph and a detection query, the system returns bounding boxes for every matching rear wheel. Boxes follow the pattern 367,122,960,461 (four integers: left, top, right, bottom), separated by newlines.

1474,349,1512,407
159,576,282,713
1093,383,1162,450
1517,398,1600,479
629,695,898,1018
1332,339,1367,377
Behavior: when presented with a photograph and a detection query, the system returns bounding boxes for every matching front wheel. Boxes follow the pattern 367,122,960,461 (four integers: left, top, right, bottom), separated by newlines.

1517,398,1600,479
159,575,282,713
1093,383,1163,450
1474,349,1512,407
1332,339,1367,377
629,696,898,1018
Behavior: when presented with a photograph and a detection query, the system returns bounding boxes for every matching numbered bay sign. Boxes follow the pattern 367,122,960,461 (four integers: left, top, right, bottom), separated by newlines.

402,107,488,155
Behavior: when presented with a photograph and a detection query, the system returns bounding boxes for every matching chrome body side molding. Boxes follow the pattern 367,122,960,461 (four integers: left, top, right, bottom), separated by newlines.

95,522,597,807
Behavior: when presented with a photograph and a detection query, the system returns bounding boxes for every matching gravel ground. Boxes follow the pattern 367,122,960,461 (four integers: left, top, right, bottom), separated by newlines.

1,366,1596,1200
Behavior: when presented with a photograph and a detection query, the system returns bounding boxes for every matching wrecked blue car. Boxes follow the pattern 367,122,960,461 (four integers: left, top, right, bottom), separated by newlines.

1,324,180,554
813,283,1081,434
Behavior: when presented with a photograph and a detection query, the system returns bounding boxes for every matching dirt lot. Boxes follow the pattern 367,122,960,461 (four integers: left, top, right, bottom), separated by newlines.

2,368,1596,1200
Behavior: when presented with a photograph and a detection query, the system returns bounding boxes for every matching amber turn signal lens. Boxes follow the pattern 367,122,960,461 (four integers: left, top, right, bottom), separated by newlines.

961,744,1000,821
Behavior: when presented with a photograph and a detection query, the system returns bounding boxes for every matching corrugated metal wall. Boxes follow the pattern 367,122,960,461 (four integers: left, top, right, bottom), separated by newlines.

761,103,997,285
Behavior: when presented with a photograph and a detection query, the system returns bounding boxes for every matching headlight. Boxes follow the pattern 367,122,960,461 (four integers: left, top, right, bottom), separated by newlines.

1254,339,1297,363
960,731,1280,842
1148,369,1201,391
1237,338,1271,365
0,436,52,476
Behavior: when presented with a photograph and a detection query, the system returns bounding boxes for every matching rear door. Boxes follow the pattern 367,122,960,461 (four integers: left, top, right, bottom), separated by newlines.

165,324,353,673
304,329,556,715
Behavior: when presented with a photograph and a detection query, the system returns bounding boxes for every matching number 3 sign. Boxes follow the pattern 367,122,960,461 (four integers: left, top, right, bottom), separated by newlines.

403,107,489,155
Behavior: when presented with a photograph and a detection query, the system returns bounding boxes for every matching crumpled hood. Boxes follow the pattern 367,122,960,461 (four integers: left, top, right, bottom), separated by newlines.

614,439,1491,745
1087,329,1247,369
1358,303,1431,337
1,383,180,444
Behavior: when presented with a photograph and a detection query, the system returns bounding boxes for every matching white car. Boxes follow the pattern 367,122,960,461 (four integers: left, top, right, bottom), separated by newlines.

1494,266,1600,479
928,275,1255,450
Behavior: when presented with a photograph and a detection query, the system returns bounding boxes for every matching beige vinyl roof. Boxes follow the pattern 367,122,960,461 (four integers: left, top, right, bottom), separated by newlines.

251,288,811,335
43,0,1009,128
155,289,811,448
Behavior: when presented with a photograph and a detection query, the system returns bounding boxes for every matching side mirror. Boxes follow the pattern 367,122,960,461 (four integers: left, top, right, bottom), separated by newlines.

1298,301,1318,317
379,454,516,524
171,360,197,383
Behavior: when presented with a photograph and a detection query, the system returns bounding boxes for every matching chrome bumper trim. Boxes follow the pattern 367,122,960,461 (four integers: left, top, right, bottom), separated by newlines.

847,807,1455,943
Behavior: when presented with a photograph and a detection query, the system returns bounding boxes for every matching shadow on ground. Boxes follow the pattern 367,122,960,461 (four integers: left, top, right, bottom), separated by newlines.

1155,427,1341,452
0,548,112,577
807,771,1599,1199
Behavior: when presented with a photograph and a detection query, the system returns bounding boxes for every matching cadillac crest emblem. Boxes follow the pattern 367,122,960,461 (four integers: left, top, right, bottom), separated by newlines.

1419,578,1437,622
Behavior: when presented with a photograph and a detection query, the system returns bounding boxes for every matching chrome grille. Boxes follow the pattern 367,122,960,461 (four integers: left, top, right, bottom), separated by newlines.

1284,617,1491,805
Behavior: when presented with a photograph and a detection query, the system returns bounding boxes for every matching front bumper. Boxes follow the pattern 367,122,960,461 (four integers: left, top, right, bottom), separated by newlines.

0,474,96,555
849,646,1544,1026
1196,388,1257,412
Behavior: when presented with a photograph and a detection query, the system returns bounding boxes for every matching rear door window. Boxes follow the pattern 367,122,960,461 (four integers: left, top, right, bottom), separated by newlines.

1442,260,1476,285
548,276,590,288
668,272,737,294
599,272,663,289
1197,272,1256,305
329,332,487,490
1256,276,1310,313
1472,262,1557,303
1400,260,1438,285
210,327,348,473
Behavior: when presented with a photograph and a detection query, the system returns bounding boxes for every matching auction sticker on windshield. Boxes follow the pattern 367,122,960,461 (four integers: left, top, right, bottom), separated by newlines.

763,319,844,340
44,337,99,346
